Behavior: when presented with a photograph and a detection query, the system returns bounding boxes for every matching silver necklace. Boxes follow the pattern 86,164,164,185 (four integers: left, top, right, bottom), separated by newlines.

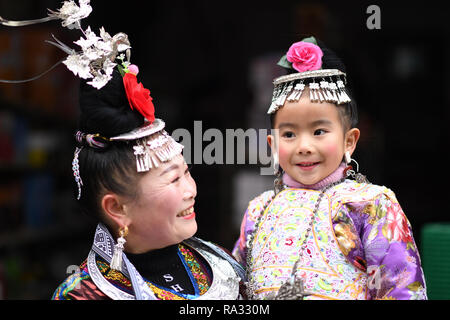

245,178,344,300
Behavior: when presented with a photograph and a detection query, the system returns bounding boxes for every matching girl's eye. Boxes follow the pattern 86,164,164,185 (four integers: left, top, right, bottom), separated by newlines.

314,129,326,136
282,131,295,138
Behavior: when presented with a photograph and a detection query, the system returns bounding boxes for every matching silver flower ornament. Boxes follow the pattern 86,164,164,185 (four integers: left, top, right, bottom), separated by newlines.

48,0,92,29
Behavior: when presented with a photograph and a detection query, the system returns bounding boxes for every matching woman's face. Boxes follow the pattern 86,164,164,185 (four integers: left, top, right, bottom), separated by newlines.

123,154,197,253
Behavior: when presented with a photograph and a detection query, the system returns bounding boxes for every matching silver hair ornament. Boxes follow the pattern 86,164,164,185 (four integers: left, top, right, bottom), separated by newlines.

0,0,131,89
72,147,83,200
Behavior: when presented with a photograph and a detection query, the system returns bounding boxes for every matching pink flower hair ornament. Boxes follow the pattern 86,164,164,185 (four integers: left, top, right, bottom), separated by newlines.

268,36,351,114
277,36,323,73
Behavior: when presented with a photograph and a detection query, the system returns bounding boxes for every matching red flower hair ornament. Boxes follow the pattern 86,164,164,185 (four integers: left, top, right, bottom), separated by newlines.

121,64,155,123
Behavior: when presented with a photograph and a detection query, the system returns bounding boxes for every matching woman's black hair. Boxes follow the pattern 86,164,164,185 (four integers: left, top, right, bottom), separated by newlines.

76,70,145,221
270,38,358,131
79,70,144,136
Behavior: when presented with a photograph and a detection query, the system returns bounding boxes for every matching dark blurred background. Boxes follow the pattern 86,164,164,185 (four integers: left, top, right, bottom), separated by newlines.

0,0,448,299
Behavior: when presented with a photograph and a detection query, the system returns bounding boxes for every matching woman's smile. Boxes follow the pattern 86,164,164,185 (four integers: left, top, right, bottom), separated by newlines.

177,205,195,219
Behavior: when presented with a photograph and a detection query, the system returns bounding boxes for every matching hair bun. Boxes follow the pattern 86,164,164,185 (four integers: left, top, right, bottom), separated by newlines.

78,69,144,137
315,39,346,73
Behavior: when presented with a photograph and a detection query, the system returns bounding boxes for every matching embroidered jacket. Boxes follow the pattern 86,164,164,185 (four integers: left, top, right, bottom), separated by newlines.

53,240,245,300
232,180,427,300
52,244,213,300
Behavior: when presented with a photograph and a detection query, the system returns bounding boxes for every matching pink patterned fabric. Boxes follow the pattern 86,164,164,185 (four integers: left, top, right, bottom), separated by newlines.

233,171,427,300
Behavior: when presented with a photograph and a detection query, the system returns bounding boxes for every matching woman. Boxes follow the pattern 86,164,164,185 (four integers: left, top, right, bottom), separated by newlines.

52,104,244,300
52,57,244,301
3,2,247,300
1,1,244,299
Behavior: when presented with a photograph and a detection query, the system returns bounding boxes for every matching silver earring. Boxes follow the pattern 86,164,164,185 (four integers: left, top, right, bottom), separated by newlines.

344,151,369,184
273,152,279,175
110,226,128,272
274,168,284,195
273,152,284,194
344,151,352,165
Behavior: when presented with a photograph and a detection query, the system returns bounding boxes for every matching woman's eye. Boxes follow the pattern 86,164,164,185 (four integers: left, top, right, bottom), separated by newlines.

171,176,181,183
172,166,192,183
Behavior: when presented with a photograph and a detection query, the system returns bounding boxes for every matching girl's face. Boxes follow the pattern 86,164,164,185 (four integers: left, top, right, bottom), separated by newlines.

122,154,197,253
268,93,359,186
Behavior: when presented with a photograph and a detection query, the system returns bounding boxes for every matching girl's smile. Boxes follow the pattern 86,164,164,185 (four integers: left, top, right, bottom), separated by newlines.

296,161,320,171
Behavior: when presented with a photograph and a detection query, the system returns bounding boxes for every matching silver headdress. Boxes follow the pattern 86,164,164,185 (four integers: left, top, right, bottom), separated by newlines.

74,118,184,173
267,37,351,114
110,119,184,173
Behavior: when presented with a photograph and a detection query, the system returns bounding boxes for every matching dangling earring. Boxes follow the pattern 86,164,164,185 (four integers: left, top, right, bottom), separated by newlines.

273,152,284,194
110,226,128,272
344,151,352,166
273,152,279,175
343,151,369,184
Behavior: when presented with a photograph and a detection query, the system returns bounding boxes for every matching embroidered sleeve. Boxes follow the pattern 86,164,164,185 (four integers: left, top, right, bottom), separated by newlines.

361,192,427,300
52,261,110,300
232,190,274,266
52,271,94,300
232,208,251,265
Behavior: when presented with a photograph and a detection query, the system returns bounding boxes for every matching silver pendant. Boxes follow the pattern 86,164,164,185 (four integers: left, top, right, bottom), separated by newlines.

355,173,369,184
266,276,313,300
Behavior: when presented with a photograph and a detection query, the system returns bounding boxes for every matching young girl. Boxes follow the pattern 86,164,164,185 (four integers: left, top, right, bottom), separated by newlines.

233,37,427,300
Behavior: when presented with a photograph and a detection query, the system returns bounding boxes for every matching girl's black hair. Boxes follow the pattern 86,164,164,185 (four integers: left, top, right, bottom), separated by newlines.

270,38,358,131
76,70,145,221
